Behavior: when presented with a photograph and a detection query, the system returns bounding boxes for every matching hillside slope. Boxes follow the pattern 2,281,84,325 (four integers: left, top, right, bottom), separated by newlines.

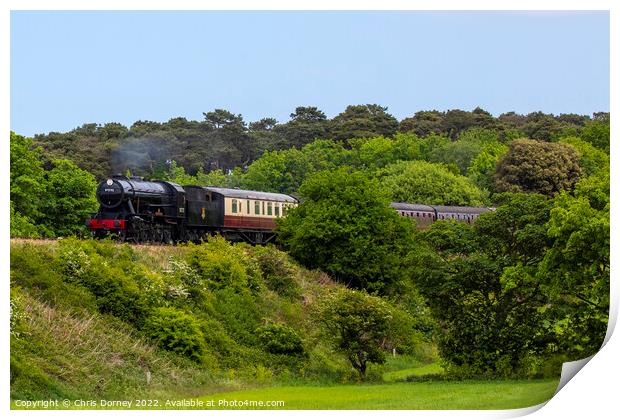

10,238,434,401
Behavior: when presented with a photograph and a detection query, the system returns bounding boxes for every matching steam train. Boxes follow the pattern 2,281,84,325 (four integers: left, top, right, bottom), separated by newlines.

87,175,493,244
88,175,298,244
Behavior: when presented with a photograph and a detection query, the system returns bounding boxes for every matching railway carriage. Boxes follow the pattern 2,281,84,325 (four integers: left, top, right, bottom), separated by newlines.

184,186,297,244
433,205,492,224
390,202,493,228
390,203,436,228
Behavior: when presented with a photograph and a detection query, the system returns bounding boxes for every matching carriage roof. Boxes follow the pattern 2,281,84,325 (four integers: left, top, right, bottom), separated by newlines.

203,187,298,203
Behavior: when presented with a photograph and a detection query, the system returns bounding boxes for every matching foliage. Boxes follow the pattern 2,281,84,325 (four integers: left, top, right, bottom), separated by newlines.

537,172,609,358
186,236,262,294
275,106,329,149
57,239,149,325
494,139,583,196
242,139,351,194
467,141,509,191
241,148,309,194
349,134,421,170
378,160,487,206
10,202,42,238
415,194,556,378
428,128,505,175
10,289,217,402
329,104,399,142
315,288,407,379
10,132,45,220
10,291,29,339
142,307,207,362
40,159,98,236
399,110,444,137
474,193,553,264
277,168,417,293
559,136,609,177
253,246,301,298
256,322,304,355
12,237,396,396
580,119,610,153
28,107,604,183
420,220,477,256
10,132,97,237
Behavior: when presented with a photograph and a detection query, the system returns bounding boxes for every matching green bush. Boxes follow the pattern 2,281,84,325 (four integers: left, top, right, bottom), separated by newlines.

58,238,149,325
142,307,207,362
11,243,97,312
256,322,304,355
253,246,301,298
87,268,149,325
210,287,263,344
186,237,262,294
200,318,244,368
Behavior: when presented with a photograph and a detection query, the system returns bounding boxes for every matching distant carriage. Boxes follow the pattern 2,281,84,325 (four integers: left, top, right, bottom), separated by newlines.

390,202,493,228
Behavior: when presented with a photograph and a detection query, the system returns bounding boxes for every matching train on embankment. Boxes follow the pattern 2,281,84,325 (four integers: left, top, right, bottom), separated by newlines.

87,175,493,245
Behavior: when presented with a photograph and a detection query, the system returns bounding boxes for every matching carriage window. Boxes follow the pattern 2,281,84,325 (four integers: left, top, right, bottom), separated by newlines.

267,202,273,216
255,201,260,215
232,199,238,214
262,201,265,215
275,204,280,217
247,200,250,213
416,212,420,217
282,205,287,216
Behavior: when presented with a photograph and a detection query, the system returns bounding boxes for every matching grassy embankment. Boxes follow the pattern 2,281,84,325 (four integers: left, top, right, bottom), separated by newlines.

10,238,559,410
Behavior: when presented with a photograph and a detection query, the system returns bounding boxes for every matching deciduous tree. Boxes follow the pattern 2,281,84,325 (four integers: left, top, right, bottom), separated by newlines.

494,139,582,196
277,168,416,293
378,160,487,206
316,288,411,379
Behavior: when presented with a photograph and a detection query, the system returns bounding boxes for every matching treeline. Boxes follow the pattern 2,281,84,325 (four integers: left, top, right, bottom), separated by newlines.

31,105,610,181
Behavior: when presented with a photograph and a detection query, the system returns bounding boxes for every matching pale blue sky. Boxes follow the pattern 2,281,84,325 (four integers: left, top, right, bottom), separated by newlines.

11,11,609,137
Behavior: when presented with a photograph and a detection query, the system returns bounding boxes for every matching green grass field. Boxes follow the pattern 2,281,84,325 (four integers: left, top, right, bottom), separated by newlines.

382,362,443,382
198,379,560,410
11,378,559,410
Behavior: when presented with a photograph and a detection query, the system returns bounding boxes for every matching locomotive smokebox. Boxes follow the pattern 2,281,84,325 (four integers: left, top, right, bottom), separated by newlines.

96,178,124,208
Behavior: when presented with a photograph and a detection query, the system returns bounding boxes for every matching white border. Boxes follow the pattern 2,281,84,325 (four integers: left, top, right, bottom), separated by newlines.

3,2,616,420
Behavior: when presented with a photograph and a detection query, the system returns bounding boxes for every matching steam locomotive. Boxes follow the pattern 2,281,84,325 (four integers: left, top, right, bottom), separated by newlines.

87,175,493,244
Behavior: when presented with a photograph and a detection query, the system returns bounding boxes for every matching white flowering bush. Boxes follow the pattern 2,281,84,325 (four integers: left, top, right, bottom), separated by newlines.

10,294,29,338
